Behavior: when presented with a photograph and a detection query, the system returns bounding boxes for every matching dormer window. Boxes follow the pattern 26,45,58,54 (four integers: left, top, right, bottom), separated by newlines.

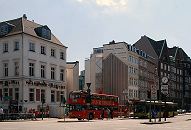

0,25,8,36
42,28,51,40
0,22,14,37
34,25,51,40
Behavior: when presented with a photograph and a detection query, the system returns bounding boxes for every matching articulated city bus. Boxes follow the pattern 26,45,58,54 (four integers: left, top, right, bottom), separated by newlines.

132,100,178,118
67,91,119,120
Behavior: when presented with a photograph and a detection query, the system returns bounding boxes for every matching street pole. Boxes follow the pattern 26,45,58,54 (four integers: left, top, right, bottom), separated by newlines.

63,105,65,122
41,98,45,120
149,98,152,122
164,96,167,121
41,101,43,120
158,60,161,122
154,100,156,122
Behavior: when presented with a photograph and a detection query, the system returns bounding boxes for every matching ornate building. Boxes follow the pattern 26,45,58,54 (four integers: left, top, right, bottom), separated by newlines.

0,15,67,117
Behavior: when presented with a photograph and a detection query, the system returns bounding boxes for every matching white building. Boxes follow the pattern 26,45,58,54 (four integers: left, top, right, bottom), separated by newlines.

66,61,79,97
84,48,103,93
0,15,67,117
103,41,139,101
84,58,91,91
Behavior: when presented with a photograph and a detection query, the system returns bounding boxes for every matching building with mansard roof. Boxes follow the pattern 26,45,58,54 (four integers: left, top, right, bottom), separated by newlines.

0,15,67,117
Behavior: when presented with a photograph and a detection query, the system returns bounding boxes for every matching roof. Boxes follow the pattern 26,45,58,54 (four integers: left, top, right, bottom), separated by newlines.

168,47,178,57
67,61,79,69
146,36,165,57
0,16,67,48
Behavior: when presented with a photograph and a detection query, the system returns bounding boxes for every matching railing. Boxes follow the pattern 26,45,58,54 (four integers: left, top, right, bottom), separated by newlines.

0,113,34,121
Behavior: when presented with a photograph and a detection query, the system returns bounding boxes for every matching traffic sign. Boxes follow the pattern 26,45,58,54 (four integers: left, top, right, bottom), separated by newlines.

86,83,91,88
161,84,168,95
151,85,157,100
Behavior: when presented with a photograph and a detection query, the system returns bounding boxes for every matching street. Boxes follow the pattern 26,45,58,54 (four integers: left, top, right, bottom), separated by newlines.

0,114,191,130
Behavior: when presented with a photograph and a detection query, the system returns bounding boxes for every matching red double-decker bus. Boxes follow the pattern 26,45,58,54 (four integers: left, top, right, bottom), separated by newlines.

67,91,119,120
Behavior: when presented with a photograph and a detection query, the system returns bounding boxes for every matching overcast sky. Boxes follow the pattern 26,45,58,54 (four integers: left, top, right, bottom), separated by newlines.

1,0,191,71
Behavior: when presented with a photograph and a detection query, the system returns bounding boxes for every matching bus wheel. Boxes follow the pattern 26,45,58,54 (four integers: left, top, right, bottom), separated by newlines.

88,113,94,120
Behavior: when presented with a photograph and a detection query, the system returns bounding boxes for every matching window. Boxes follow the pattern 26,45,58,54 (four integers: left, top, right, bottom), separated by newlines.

41,89,45,102
168,65,170,71
161,63,163,69
51,49,55,57
29,88,34,102
42,28,51,40
164,64,167,70
60,52,65,60
14,62,19,76
9,88,13,97
129,89,133,98
41,65,45,78
57,91,60,102
29,63,35,76
29,42,35,52
51,90,55,102
41,46,46,55
3,43,8,52
60,91,65,103
15,88,19,101
60,69,64,81
51,67,55,80
36,89,40,101
3,63,8,77
14,41,19,51
0,25,8,36
3,88,8,97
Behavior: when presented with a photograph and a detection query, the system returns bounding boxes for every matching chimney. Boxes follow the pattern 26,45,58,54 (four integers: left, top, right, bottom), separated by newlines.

23,14,27,19
109,40,115,44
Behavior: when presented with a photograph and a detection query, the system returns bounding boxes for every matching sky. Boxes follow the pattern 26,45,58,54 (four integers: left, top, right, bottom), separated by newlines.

0,0,191,71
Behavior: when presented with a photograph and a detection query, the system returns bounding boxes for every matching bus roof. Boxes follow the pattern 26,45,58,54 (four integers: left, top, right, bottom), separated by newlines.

70,90,118,97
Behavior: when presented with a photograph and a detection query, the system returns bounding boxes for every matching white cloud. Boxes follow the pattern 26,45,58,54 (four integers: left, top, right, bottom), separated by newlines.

75,0,128,13
96,0,127,7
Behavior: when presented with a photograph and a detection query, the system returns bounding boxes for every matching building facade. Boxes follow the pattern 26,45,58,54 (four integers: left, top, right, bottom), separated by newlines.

66,61,79,98
79,70,85,90
103,41,140,102
84,47,103,93
134,35,191,110
0,15,67,117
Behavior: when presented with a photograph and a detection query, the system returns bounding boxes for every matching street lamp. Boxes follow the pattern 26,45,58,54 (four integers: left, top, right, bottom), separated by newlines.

158,60,162,122
41,98,45,120
86,83,91,105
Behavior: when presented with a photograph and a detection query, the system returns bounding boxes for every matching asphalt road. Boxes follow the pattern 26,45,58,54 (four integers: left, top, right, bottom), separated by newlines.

0,114,191,130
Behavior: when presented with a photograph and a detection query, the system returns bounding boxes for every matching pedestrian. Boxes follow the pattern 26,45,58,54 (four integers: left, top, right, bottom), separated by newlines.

107,108,110,119
0,107,4,114
0,106,4,120
110,109,113,119
101,108,104,120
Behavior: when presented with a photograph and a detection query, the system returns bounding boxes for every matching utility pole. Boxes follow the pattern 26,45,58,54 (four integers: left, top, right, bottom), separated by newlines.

158,60,162,122
86,83,91,105
41,98,45,120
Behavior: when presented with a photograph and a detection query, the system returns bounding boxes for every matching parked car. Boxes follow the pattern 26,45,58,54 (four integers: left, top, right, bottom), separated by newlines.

177,109,186,114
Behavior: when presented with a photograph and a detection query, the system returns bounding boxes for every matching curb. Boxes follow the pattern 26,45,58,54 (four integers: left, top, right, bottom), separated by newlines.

141,121,172,124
